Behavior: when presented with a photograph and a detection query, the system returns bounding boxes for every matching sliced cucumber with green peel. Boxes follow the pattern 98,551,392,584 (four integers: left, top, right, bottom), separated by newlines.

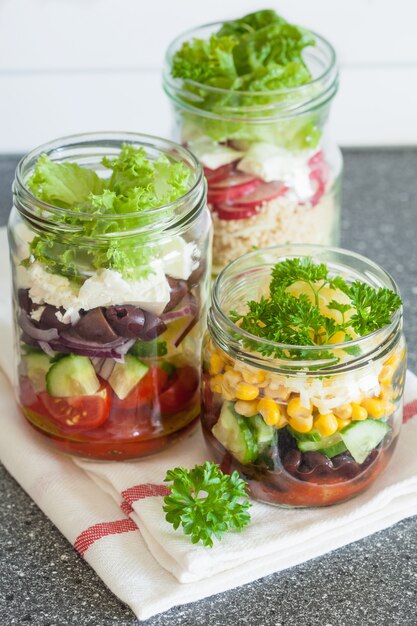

46,355,100,397
108,354,149,400
212,402,258,464
288,426,322,443
24,352,51,393
297,432,347,457
340,419,390,464
251,415,276,449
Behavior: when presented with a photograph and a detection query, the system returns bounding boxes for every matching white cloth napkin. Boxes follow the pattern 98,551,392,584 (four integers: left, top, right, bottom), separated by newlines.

1,225,417,621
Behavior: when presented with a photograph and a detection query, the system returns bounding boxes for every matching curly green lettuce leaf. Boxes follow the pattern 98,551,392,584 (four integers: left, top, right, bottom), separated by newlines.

171,9,319,148
25,145,191,279
28,154,105,208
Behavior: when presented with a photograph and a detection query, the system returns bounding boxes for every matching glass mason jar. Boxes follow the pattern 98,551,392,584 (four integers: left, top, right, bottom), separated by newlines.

163,24,342,275
201,246,406,507
9,132,212,460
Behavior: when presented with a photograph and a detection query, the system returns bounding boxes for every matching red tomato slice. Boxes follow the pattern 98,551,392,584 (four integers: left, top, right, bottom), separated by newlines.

113,366,169,411
38,384,111,432
158,365,199,415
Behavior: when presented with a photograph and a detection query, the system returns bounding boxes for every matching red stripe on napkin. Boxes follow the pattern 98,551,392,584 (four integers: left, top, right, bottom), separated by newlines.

404,399,417,423
74,519,138,557
120,483,170,514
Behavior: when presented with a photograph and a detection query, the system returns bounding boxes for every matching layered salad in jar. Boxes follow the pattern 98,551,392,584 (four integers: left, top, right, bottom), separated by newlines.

164,10,341,274
11,137,211,459
201,249,406,506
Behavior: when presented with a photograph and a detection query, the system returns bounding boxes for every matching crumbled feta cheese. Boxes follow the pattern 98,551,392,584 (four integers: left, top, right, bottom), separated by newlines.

237,142,314,199
18,262,79,310
29,305,45,322
188,137,242,170
17,260,171,317
78,264,170,315
160,236,199,280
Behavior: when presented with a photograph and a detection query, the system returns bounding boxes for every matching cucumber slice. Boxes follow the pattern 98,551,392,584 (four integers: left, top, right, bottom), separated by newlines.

108,354,149,400
46,355,100,397
298,432,342,452
251,415,276,449
212,401,258,464
340,419,390,464
317,440,347,459
24,352,51,393
288,426,322,443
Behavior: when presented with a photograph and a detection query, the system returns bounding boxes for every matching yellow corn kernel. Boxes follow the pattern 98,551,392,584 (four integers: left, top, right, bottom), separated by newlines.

234,400,259,417
384,401,396,417
328,331,346,345
221,370,242,400
210,374,223,394
257,397,281,426
379,384,395,402
361,397,385,419
379,353,400,385
242,369,266,385
277,410,289,429
263,384,291,401
333,404,353,420
351,403,368,421
235,382,259,401
288,415,314,433
209,352,224,376
314,413,338,437
223,369,241,387
336,417,351,430
287,396,313,419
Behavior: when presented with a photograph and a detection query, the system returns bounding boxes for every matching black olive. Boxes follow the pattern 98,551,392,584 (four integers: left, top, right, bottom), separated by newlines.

105,305,146,338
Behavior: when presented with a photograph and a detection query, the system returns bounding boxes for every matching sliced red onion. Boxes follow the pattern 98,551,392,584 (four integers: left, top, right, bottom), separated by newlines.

113,338,136,356
97,358,116,380
19,312,59,342
164,277,189,313
161,293,198,323
38,341,56,357
173,316,198,347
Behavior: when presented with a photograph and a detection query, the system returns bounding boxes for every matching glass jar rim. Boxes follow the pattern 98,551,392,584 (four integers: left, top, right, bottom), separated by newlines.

209,244,402,373
13,131,206,237
163,22,338,121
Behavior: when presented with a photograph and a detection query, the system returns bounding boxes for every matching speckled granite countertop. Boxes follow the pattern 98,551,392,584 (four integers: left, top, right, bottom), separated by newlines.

0,149,416,626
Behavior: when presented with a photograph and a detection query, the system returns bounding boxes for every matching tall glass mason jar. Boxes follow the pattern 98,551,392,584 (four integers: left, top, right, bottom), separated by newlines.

9,132,212,460
201,246,406,507
163,24,342,275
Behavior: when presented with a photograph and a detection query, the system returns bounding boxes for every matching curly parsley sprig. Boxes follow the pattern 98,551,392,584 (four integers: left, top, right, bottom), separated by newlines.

230,258,402,361
163,462,251,548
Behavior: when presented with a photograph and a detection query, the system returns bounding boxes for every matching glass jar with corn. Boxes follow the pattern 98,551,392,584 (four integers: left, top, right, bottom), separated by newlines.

201,246,406,507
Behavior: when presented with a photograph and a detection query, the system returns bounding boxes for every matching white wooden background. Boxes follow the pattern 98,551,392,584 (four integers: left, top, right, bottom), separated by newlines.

1,0,417,152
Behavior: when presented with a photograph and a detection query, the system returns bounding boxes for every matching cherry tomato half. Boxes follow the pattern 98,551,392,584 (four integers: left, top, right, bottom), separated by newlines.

38,383,111,433
158,365,199,415
113,366,169,411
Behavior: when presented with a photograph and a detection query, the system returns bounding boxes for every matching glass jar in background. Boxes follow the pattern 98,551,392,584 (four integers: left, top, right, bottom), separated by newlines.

163,21,342,275
201,246,406,507
9,132,212,460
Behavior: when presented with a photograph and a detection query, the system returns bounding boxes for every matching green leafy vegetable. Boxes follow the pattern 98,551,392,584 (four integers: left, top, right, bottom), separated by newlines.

170,10,320,147
230,258,402,361
28,154,105,208
25,146,191,280
163,461,251,547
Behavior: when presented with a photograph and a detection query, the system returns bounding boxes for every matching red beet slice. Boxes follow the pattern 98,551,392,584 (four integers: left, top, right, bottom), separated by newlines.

214,203,259,221
204,162,237,185
208,173,263,204
229,181,287,208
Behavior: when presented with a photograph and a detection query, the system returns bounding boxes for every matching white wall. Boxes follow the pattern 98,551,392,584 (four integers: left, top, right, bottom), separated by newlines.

1,0,417,152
